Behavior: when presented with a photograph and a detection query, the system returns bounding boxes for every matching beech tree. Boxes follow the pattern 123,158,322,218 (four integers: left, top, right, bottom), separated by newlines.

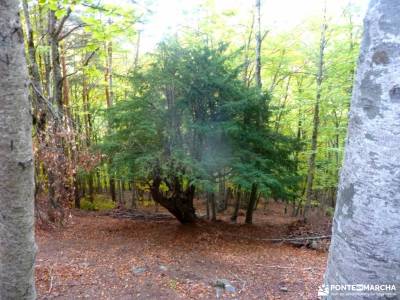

0,0,36,298
325,0,400,295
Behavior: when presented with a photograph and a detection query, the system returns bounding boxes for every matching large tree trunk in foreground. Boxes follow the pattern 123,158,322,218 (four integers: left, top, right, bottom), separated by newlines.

150,173,196,224
0,1,36,298
325,1,400,298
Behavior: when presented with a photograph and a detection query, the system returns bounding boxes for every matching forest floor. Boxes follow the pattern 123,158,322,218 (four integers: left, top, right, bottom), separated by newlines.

35,200,331,299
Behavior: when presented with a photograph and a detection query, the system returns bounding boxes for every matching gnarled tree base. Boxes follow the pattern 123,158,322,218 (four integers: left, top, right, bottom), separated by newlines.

150,174,196,224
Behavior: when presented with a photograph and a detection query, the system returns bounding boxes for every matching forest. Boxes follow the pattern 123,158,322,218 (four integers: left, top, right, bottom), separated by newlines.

1,0,400,299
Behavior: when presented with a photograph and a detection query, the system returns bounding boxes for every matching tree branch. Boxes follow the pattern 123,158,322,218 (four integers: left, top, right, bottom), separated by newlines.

58,23,84,41
63,47,100,79
55,7,72,38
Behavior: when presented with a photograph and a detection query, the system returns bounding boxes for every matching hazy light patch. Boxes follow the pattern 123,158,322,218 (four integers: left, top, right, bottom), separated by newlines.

136,0,369,52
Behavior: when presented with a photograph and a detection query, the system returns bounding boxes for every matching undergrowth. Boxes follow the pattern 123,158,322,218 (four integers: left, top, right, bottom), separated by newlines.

80,195,115,211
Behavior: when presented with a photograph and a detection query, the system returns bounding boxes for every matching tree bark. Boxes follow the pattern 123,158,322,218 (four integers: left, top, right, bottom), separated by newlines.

0,0,36,297
47,8,66,215
104,42,116,201
217,175,226,212
206,193,210,220
74,176,81,208
48,9,63,112
131,181,137,209
231,187,241,223
209,192,217,222
88,173,94,203
110,176,117,202
245,183,258,224
118,179,123,208
22,0,44,114
60,43,71,118
96,170,102,193
150,171,196,224
325,1,400,297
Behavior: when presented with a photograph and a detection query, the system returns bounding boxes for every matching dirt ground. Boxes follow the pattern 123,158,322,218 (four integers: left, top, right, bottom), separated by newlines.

35,202,330,299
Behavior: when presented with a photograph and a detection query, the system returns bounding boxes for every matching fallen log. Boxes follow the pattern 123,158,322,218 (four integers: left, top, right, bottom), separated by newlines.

221,233,331,243
260,235,331,243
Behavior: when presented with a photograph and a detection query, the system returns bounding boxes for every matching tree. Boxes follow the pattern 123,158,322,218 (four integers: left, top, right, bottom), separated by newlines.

0,0,36,298
255,0,262,88
325,0,400,296
244,0,266,224
303,2,328,218
102,39,297,223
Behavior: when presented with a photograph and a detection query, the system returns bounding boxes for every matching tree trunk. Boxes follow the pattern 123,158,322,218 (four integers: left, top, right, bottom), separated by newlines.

110,176,116,202
0,1,36,297
304,5,327,219
245,183,258,224
325,1,400,297
118,179,123,208
255,0,262,89
74,175,80,209
47,9,66,216
274,76,291,133
231,187,241,223
254,192,261,211
88,173,94,203
22,0,44,115
105,42,112,107
217,175,226,212
60,43,71,118
131,181,137,209
206,193,210,219
134,30,141,71
96,170,102,193
107,41,114,106
48,9,63,112
209,192,217,222
150,173,196,224
104,42,116,202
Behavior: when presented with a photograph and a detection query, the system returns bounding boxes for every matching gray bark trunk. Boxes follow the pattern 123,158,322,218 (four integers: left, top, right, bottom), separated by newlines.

325,1,400,298
0,0,36,298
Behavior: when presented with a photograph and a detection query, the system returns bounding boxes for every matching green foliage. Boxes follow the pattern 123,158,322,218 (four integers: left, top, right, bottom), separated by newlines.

325,206,335,217
80,195,116,211
80,199,96,211
101,38,299,198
